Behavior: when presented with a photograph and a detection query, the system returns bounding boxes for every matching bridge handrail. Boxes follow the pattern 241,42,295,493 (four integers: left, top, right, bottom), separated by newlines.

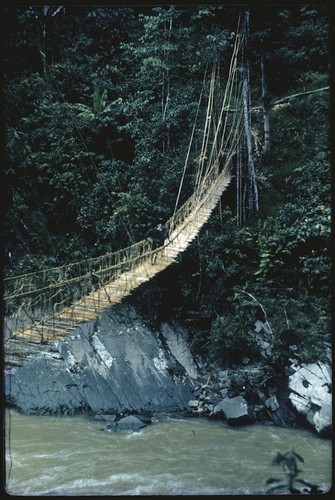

4,159,231,310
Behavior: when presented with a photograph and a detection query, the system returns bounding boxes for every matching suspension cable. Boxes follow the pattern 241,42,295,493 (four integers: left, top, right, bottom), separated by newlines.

170,63,209,223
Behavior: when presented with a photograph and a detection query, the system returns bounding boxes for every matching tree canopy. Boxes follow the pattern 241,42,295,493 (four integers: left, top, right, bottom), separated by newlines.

2,5,330,371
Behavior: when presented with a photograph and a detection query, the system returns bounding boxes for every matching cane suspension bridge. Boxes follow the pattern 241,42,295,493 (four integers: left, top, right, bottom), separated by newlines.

4,21,246,368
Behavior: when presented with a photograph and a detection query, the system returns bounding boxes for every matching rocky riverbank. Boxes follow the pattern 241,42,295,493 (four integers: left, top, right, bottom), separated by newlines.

5,303,331,438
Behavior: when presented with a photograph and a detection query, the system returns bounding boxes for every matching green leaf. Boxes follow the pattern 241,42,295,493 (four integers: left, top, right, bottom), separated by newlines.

77,111,95,119
102,103,114,114
292,450,304,463
272,451,286,465
101,89,108,109
73,103,93,114
266,478,280,484
93,89,101,114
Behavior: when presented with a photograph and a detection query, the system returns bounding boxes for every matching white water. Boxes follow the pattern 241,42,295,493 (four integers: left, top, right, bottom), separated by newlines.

4,409,332,496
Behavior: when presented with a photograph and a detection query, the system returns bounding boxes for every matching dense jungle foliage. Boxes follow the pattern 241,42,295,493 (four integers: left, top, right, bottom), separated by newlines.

2,5,331,374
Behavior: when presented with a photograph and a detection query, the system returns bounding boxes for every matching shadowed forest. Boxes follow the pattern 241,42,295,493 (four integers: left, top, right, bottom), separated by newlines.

2,4,331,378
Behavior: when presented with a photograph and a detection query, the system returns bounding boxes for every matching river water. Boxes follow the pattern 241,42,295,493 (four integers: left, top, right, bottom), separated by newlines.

4,409,332,496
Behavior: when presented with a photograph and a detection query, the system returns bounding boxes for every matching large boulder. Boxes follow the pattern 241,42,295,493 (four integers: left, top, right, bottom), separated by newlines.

6,304,195,415
100,415,147,432
213,395,254,425
288,361,332,436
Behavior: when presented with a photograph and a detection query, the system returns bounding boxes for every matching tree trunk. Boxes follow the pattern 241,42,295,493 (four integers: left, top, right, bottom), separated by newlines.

39,16,47,77
236,138,243,226
162,15,172,153
242,8,259,222
260,48,271,157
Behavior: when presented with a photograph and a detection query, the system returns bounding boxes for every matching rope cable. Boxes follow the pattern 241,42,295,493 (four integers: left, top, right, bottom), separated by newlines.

199,20,243,189
194,63,216,192
170,63,209,226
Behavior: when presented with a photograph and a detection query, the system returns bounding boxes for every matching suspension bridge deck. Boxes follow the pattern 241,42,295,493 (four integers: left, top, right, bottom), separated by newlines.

4,170,232,368
4,25,245,369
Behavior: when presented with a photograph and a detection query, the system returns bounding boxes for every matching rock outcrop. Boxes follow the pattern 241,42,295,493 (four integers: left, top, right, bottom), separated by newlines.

5,303,331,438
6,304,196,416
288,361,332,436
186,362,300,428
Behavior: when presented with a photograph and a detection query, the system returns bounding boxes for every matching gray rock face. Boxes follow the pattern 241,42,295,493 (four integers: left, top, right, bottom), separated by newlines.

160,322,198,379
288,361,332,436
6,303,330,437
7,304,195,415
